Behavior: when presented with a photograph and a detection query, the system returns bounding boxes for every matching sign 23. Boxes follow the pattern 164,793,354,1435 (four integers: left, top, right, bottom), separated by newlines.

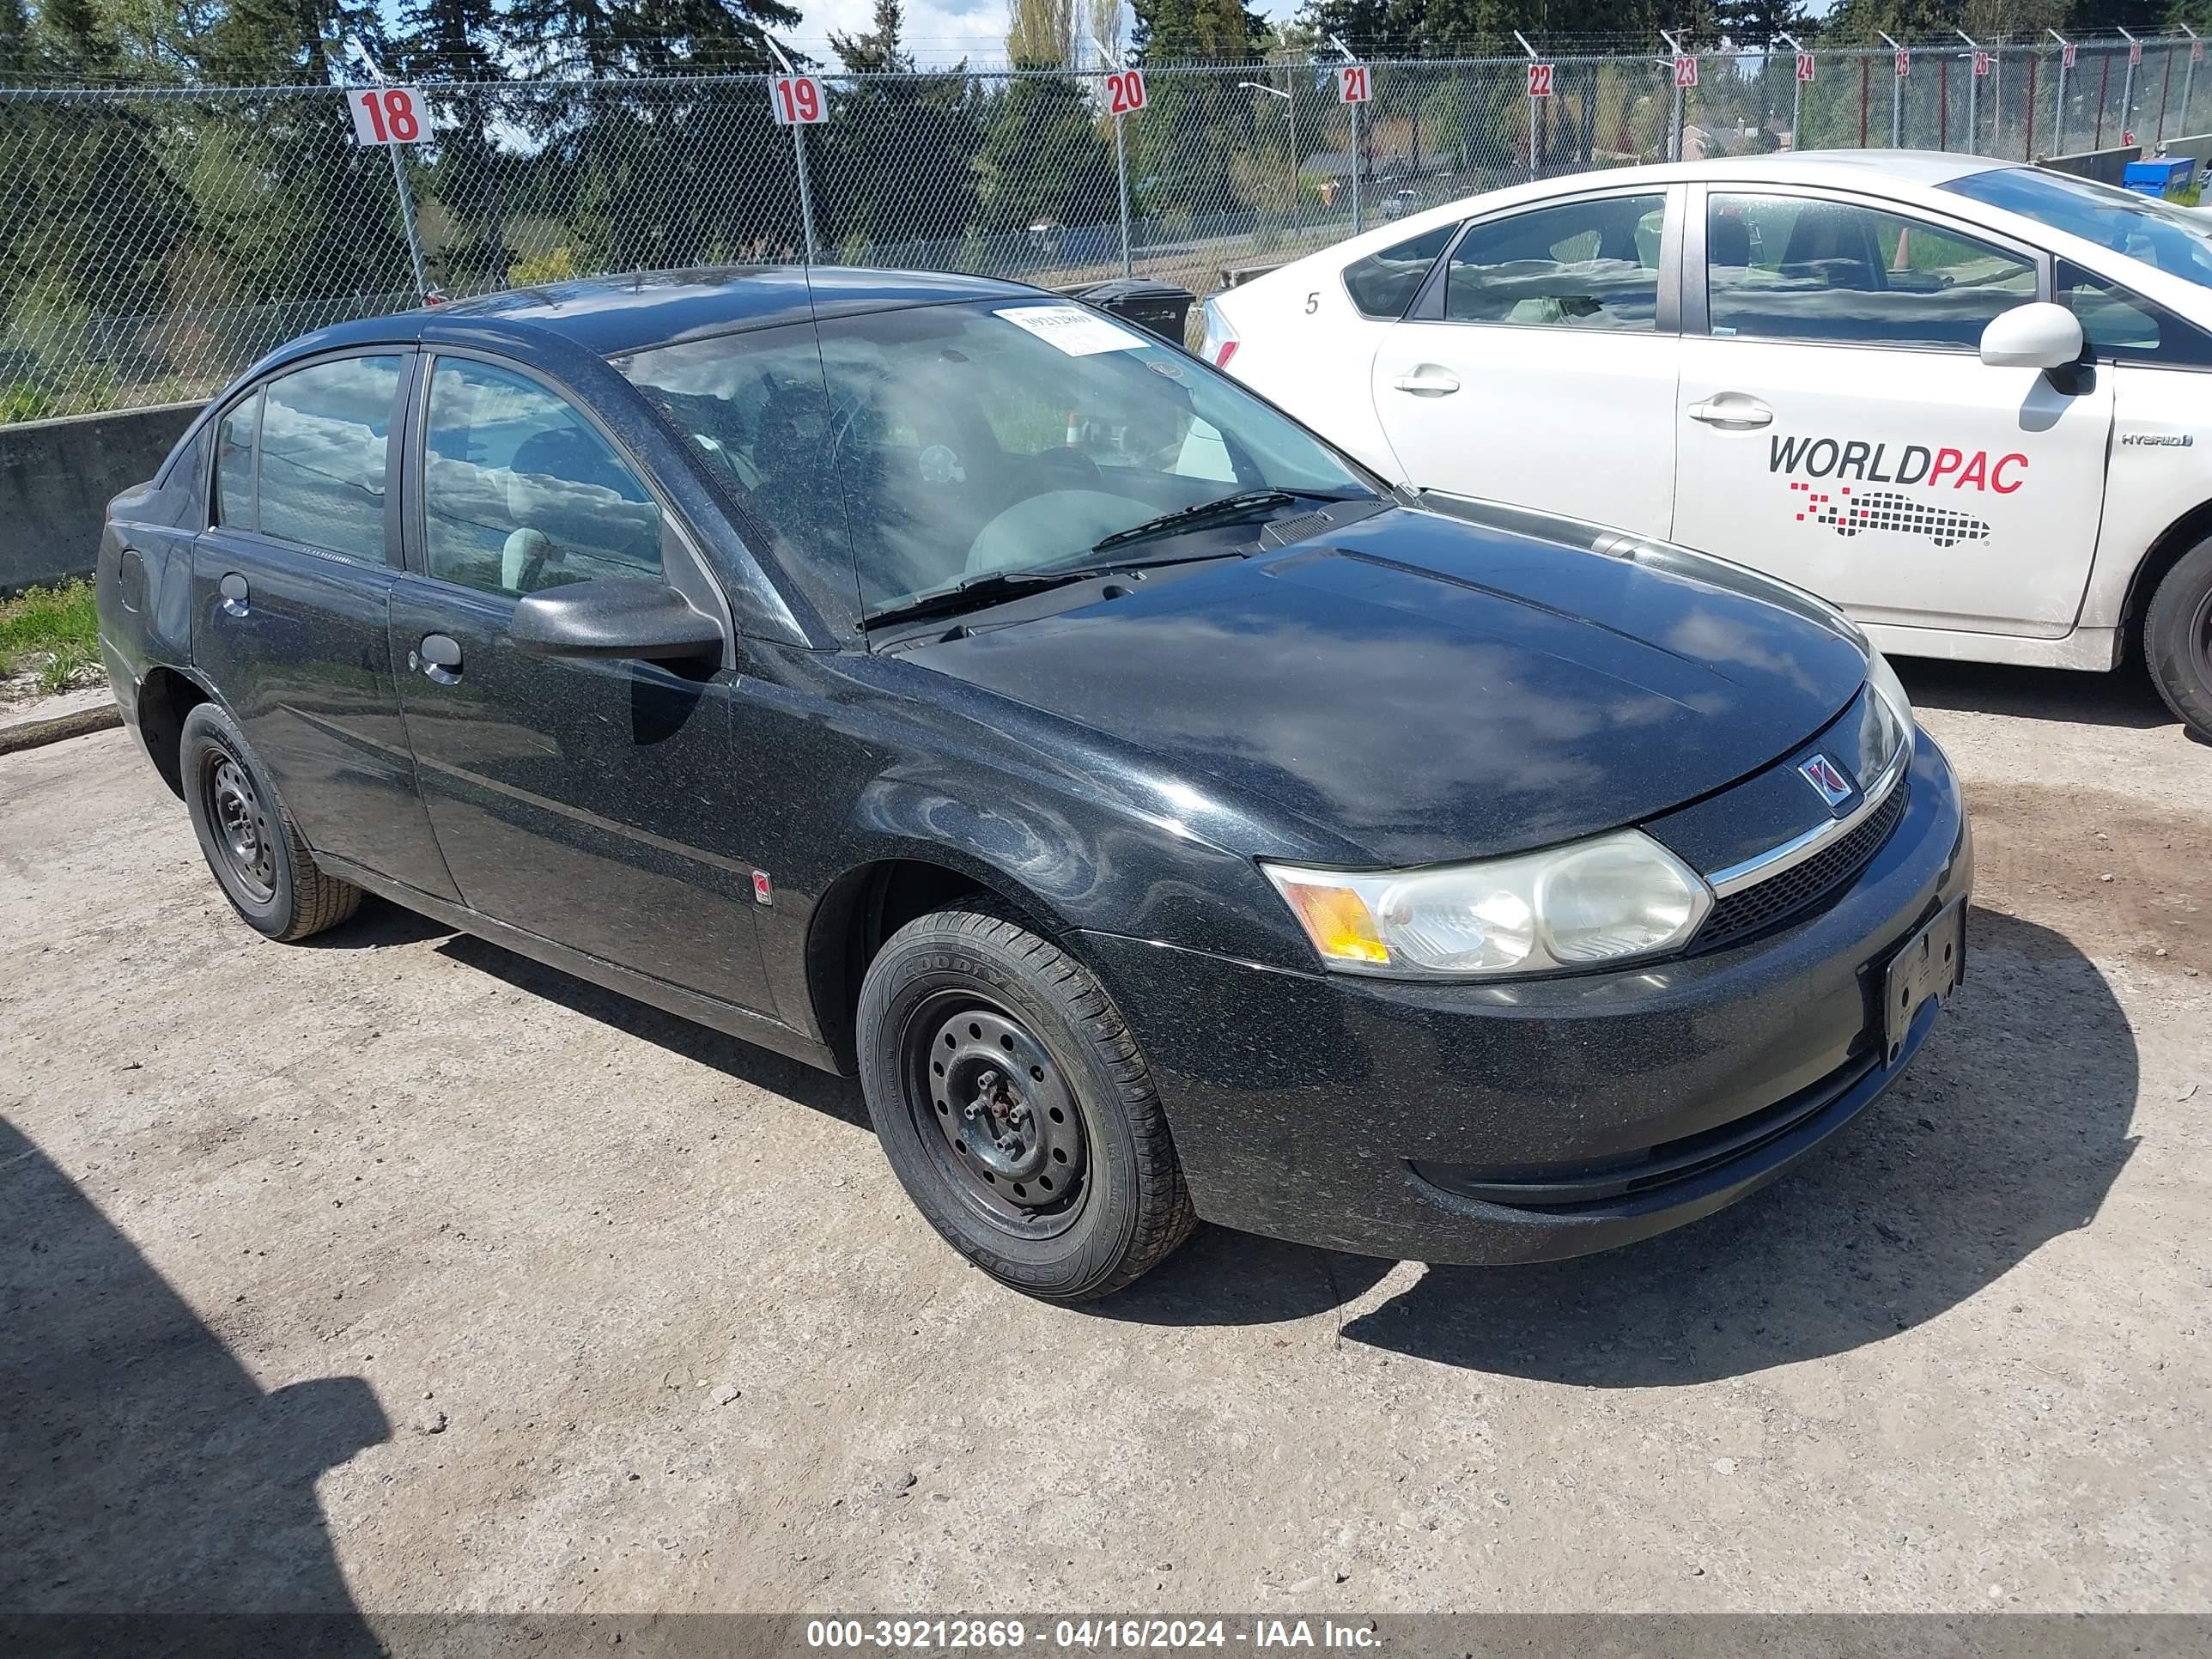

1106,70,1148,115
769,75,826,125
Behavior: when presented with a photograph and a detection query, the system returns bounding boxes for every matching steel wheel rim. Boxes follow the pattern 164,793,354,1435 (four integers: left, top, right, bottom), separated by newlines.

204,750,276,903
2191,584,2212,697
900,990,1090,1240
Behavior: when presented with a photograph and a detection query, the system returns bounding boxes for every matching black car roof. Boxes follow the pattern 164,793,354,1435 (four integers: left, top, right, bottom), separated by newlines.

289,265,1048,362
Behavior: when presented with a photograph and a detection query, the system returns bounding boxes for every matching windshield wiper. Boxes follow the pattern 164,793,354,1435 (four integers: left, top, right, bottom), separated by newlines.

1089,489,1319,555
861,552,1237,634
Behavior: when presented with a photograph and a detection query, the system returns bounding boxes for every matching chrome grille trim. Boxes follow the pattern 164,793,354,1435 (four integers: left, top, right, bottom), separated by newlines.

1705,736,1912,900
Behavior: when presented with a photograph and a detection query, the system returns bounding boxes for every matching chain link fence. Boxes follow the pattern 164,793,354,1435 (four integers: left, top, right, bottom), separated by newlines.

5,38,2209,421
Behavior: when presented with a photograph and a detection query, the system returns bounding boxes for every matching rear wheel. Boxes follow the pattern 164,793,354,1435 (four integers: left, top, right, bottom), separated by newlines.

2144,538,2212,739
180,702,362,942
855,901,1195,1300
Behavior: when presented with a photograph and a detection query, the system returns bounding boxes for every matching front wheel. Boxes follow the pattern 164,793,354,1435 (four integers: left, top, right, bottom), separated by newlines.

855,902,1195,1300
2144,538,2212,739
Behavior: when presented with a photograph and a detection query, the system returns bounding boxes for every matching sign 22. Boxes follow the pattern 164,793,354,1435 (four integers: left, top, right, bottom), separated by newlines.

1106,70,1147,116
1527,62,1554,99
769,75,826,125
349,86,427,146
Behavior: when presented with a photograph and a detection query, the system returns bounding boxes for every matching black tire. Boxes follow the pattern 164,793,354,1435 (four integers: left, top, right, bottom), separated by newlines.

856,900,1196,1300
179,702,362,942
2144,538,2212,739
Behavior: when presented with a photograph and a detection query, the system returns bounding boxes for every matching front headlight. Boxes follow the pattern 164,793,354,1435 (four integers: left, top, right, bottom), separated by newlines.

1865,647,1917,747
1263,829,1714,980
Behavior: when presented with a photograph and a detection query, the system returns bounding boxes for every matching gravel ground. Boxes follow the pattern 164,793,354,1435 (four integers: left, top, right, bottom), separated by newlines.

1,659,2206,1620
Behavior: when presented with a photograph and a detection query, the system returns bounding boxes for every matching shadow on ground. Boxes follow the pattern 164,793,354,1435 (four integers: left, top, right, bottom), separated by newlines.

1897,654,2184,733
0,1118,387,1647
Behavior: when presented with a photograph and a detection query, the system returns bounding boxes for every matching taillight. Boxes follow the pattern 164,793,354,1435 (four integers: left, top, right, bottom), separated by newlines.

1199,298,1240,370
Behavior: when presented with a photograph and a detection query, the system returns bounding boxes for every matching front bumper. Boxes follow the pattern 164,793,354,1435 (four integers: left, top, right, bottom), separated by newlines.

1079,730,1972,1265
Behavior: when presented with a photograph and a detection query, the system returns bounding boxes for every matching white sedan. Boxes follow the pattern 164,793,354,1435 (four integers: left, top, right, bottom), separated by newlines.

1200,150,2212,737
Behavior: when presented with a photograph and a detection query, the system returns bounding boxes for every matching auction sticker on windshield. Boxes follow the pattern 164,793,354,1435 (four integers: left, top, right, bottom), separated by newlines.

994,304,1150,356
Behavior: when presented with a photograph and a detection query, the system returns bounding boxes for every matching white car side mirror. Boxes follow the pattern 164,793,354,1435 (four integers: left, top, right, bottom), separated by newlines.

1980,302,2085,370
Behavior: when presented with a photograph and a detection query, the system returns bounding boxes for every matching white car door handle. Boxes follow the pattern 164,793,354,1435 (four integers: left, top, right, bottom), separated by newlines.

1393,368,1461,397
1688,394,1774,429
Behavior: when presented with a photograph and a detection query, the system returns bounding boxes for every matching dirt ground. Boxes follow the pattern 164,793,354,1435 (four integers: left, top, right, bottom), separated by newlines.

1,658,2207,1621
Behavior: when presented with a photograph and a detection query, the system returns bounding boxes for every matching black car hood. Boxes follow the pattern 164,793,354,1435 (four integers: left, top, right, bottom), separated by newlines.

905,507,1869,866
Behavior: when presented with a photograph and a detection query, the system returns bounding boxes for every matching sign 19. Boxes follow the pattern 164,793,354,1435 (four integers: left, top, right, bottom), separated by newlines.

1337,64,1370,104
769,74,826,125
349,85,427,146
1106,69,1147,115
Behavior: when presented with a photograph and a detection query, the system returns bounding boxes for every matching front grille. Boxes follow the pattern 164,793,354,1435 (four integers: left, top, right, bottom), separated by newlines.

1693,778,1911,954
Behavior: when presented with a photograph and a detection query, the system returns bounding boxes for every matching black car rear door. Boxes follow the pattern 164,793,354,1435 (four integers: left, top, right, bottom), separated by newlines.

385,349,775,1014
190,351,461,902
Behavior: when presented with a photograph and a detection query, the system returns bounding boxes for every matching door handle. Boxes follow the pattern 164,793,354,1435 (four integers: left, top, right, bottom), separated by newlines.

1687,394,1774,429
412,633,463,685
1392,368,1462,397
218,572,249,617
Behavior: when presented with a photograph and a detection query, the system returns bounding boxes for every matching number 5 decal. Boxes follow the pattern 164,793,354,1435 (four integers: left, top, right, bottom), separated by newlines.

1305,291,1319,314
1107,70,1147,116
349,86,427,146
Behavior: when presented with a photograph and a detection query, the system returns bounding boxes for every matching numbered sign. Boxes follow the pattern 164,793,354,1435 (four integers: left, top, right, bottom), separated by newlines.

1973,49,1990,77
2130,41,2143,66
1895,50,1911,79
1673,55,1698,88
1796,52,1815,84
769,74,825,125
2196,40,2206,64
349,85,427,145
1527,61,1554,99
1337,64,1371,104
1105,68,1147,116
2062,43,2077,70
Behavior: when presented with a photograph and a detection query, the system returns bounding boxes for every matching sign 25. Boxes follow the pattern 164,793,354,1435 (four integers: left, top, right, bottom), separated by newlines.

1106,69,1147,116
349,85,427,146
769,74,826,125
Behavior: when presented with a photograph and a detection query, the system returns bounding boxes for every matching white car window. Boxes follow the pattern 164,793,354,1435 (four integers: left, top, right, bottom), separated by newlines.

1342,222,1459,319
1707,193,2035,349
1442,195,1665,331
2055,259,2212,367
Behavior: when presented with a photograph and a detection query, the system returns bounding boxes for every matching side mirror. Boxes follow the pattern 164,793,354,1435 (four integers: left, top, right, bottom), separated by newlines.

1980,301,2085,370
508,576,724,665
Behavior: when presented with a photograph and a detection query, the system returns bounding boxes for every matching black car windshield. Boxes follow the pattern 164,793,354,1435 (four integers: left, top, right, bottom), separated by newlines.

1942,166,2212,290
615,298,1374,617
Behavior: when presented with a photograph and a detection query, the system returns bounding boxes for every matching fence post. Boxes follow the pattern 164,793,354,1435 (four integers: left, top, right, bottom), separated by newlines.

1881,34,1905,148
1115,106,1132,278
1957,32,1978,154
1661,30,1685,163
1778,35,1805,153
2026,49,2038,159
2185,29,2200,137
2157,44,2174,145
2051,31,2070,153
344,46,430,302
2119,30,2138,141
1515,33,1539,182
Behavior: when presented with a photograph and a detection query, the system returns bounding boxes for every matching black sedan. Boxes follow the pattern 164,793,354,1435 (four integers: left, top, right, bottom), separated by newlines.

96,267,1972,1300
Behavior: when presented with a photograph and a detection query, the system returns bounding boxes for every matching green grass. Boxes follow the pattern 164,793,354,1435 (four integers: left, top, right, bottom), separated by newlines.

0,580,100,692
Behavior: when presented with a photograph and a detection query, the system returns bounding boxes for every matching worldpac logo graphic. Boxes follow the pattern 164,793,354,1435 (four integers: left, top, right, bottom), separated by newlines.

1789,482,1991,548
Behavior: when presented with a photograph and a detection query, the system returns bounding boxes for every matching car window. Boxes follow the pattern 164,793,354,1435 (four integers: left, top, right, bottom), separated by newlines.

1943,166,2212,292
623,301,1373,617
1707,193,2036,349
1342,222,1459,319
255,356,403,562
1443,195,1665,330
421,360,663,599
2057,259,2212,367
213,393,258,531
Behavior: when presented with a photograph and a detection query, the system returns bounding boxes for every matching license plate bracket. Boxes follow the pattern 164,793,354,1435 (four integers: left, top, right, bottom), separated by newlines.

1883,897,1965,1066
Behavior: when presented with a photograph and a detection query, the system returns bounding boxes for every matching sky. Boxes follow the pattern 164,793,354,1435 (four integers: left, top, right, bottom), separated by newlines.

779,0,1304,69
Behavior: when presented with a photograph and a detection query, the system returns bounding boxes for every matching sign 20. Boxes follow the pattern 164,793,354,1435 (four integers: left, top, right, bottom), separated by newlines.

349,86,427,146
769,74,826,125
1106,69,1147,115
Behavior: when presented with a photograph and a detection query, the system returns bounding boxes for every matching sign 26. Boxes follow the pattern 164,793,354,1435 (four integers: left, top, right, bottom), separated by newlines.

1337,64,1370,104
1527,62,1554,99
349,85,427,146
1106,69,1147,115
769,74,826,125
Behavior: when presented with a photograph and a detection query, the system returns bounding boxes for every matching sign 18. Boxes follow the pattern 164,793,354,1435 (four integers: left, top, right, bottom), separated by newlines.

1106,69,1147,115
349,86,427,146
769,75,826,125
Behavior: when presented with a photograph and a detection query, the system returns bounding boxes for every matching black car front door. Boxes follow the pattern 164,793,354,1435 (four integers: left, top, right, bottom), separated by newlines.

386,351,775,1014
189,352,461,902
